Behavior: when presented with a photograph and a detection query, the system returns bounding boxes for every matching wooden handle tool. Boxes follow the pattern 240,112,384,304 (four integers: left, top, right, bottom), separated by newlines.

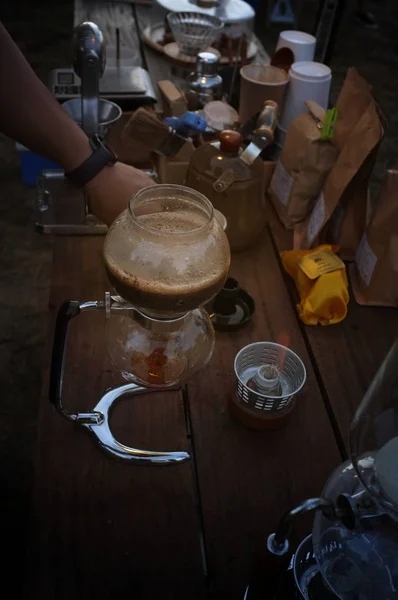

122,108,170,153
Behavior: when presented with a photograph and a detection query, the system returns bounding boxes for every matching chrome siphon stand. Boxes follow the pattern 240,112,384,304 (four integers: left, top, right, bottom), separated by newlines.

50,293,190,465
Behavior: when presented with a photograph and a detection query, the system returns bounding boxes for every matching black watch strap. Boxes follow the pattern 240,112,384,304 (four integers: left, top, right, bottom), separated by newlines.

65,134,118,187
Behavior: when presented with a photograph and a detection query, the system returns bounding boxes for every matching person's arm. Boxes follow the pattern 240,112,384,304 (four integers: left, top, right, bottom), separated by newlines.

0,23,154,225
0,22,93,170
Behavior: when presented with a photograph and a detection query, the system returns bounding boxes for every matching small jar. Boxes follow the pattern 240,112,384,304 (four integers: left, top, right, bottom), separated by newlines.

186,52,223,110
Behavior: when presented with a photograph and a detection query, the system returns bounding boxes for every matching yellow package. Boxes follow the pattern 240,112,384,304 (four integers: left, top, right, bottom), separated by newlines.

280,245,349,325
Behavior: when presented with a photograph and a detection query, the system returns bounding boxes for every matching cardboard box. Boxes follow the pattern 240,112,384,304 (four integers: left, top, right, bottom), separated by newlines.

157,80,187,117
153,140,195,185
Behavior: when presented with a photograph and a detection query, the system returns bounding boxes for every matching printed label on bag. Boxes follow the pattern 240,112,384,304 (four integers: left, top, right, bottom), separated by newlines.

307,192,326,245
270,160,293,207
356,233,377,286
298,248,345,280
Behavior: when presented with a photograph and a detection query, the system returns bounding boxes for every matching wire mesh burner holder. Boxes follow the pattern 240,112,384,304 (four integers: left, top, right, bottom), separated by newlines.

49,294,190,465
234,342,307,413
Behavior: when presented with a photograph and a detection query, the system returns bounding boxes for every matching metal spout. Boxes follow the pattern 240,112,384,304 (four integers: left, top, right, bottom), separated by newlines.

267,497,335,556
73,22,105,136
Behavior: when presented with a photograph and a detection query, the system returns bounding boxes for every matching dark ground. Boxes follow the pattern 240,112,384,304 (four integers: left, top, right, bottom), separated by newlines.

0,0,397,583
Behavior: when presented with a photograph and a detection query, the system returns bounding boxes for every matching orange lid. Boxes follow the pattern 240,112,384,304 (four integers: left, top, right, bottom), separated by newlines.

219,130,242,153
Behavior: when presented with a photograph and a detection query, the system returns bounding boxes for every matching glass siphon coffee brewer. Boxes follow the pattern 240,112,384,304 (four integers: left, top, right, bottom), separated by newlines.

246,340,398,599
50,184,230,464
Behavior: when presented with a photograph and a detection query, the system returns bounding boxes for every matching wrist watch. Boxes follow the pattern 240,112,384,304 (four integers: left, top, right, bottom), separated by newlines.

65,134,118,187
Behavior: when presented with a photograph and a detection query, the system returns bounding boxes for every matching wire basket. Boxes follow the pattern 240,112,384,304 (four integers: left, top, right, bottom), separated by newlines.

234,342,306,413
167,11,224,56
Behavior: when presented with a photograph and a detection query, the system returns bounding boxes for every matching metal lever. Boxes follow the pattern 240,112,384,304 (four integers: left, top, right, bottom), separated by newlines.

73,22,105,136
49,297,190,465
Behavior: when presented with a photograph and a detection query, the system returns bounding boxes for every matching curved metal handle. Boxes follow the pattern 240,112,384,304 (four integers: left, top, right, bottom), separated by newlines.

50,300,101,419
80,383,190,465
49,300,81,420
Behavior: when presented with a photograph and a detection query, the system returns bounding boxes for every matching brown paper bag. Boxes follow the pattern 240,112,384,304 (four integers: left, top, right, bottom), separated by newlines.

296,77,384,258
322,69,379,259
269,101,338,229
322,144,382,259
332,68,373,150
351,168,398,306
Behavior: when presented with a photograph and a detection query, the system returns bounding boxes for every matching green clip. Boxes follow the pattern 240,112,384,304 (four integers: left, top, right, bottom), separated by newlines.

320,107,340,141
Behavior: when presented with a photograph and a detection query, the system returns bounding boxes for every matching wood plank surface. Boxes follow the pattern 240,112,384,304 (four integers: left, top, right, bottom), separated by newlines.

185,229,342,599
267,202,398,446
27,237,205,599
43,5,346,599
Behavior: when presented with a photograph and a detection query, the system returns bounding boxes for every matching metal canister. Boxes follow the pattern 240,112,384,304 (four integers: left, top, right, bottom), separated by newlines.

186,52,223,110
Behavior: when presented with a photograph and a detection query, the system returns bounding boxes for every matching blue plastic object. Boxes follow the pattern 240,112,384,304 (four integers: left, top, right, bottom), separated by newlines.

164,112,207,138
16,143,60,186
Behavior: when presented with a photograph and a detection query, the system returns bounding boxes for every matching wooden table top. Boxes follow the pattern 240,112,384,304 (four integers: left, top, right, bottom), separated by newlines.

26,3,398,599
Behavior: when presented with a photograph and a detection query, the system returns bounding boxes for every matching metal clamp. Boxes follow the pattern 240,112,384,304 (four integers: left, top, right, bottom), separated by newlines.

49,297,190,465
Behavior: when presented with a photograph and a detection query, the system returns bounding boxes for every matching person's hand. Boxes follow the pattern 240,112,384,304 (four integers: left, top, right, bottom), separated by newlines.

85,161,156,226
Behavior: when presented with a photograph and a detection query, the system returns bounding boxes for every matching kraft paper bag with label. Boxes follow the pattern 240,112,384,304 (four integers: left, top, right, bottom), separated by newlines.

351,168,398,306
269,102,338,229
295,69,385,260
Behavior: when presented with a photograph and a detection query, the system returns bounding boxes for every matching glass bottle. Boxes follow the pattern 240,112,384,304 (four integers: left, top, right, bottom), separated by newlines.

186,51,223,110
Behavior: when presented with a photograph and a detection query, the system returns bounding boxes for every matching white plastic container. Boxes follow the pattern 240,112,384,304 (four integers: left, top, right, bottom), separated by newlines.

280,61,331,132
275,30,316,63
